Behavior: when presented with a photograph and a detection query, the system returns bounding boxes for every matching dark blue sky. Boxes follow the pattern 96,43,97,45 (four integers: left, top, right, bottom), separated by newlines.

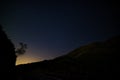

0,0,120,65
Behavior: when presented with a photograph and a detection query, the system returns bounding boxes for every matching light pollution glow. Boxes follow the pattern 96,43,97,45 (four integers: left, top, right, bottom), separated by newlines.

16,55,42,65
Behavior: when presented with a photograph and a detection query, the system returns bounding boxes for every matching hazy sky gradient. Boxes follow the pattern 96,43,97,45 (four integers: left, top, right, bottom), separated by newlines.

0,0,119,65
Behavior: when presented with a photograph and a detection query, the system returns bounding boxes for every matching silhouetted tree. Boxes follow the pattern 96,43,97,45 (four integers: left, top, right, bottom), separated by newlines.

15,42,27,56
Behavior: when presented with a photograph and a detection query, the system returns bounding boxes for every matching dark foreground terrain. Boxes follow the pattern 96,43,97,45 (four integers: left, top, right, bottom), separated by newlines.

16,35,120,80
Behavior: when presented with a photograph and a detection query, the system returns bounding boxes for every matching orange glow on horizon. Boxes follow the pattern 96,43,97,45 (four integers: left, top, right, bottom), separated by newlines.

16,55,42,65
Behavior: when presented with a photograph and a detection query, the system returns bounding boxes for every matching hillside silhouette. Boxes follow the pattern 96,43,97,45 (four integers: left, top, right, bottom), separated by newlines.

0,25,16,80
16,35,119,80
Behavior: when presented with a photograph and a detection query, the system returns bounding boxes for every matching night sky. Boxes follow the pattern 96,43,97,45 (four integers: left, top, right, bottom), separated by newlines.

0,0,120,65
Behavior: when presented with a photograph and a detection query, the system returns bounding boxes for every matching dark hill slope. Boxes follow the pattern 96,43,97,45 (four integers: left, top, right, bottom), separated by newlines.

16,35,120,80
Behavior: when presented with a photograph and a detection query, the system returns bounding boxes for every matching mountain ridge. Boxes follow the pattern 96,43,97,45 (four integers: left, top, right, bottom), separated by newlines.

16,35,120,80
